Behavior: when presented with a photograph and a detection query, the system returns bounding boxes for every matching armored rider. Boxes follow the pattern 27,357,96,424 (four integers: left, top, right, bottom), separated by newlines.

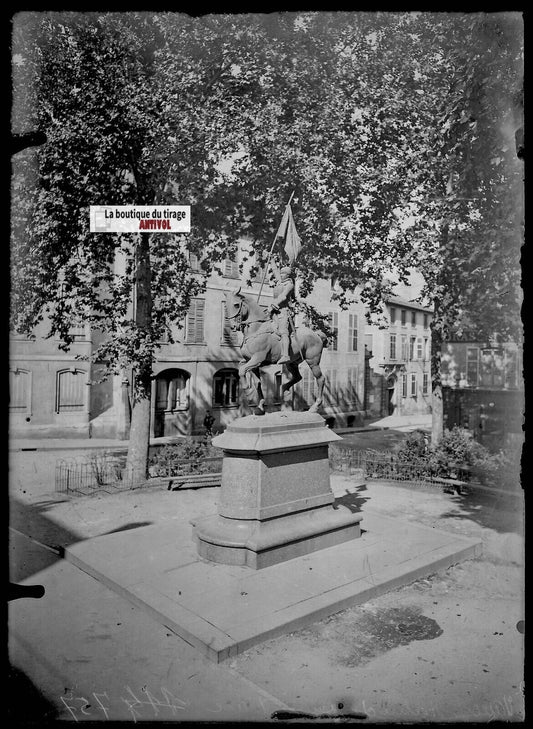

269,265,295,364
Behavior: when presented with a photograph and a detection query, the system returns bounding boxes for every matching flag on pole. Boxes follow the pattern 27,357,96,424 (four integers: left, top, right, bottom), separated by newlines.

276,204,301,264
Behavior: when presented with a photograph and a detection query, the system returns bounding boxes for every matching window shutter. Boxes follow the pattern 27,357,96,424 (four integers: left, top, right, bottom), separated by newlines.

224,257,239,278
348,314,358,352
57,370,86,412
186,299,205,343
9,369,30,412
221,302,239,345
390,334,397,360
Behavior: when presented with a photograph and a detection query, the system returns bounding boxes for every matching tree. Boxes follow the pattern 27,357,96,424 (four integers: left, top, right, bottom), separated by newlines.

11,12,263,481
11,11,522,472
225,12,522,442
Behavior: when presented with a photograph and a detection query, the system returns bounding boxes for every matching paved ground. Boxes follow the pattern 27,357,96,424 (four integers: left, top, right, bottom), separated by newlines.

8,415,525,724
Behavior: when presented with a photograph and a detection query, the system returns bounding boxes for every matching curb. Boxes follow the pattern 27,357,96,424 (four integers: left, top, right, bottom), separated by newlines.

9,424,432,453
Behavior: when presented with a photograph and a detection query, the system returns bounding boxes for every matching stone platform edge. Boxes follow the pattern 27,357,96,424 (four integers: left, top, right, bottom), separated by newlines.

63,516,483,664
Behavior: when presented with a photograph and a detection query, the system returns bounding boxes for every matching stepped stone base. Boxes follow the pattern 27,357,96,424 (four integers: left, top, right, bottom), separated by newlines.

193,411,362,569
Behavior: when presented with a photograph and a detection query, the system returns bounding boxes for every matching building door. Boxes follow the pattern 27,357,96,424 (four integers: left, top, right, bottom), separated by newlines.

154,369,191,437
387,376,396,415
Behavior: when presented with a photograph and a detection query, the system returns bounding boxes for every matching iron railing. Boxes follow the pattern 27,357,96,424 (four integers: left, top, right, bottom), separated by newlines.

56,445,476,497
55,451,223,495
329,446,473,489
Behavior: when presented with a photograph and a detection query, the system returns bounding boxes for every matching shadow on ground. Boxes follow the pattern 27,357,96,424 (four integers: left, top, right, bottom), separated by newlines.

103,521,153,534
439,488,524,535
8,664,59,723
333,484,370,514
9,497,82,582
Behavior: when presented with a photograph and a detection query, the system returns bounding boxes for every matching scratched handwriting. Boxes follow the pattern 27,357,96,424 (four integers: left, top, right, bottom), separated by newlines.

60,687,190,722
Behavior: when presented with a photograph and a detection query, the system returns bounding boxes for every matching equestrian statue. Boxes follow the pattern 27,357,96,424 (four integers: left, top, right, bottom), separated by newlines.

224,196,327,413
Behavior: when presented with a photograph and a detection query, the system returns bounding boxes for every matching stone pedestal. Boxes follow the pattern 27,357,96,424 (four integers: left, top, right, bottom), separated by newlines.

193,412,362,569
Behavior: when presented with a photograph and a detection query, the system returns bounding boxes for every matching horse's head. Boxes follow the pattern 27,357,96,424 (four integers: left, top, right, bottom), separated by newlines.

224,286,247,323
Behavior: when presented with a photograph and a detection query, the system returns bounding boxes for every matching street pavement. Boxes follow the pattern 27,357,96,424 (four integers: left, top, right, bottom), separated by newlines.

8,413,524,723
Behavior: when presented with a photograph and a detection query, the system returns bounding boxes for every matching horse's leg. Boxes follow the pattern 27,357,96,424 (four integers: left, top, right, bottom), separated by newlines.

280,361,302,411
239,354,266,412
307,362,325,412
253,367,266,414
238,352,265,380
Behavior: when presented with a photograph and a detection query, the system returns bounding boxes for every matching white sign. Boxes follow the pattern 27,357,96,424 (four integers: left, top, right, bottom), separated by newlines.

90,206,190,233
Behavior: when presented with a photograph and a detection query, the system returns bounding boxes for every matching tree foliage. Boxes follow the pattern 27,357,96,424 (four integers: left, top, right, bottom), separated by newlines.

11,11,523,458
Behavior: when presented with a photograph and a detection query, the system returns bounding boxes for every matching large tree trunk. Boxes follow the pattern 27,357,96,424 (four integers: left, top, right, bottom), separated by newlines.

431,321,444,445
126,233,153,484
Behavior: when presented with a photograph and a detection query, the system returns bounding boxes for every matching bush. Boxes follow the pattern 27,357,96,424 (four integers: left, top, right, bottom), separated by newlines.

395,426,522,488
148,439,221,477
396,430,429,468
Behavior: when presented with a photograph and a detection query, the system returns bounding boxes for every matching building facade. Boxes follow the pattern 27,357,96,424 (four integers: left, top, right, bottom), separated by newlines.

440,338,523,451
365,296,433,418
9,242,369,438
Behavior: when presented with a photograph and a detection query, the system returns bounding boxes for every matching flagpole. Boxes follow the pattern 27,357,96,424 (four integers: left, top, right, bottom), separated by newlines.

256,191,295,303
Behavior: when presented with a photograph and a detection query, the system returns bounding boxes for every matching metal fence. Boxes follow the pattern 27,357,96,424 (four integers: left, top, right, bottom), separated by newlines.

329,446,472,490
56,446,475,497
55,451,223,496
56,453,132,495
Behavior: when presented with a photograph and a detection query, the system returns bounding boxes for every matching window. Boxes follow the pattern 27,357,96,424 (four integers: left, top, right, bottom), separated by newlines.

480,349,494,387
69,325,86,340
156,370,190,411
504,349,518,389
389,334,397,360
409,336,416,360
56,369,87,412
223,255,239,279
410,373,417,397
213,368,239,407
346,367,358,404
477,348,506,388
348,313,358,352
416,338,423,360
402,374,407,398
466,347,479,387
492,349,504,388
9,368,31,413
423,372,429,395
390,307,396,324
221,302,240,346
401,335,408,361
401,309,406,326
424,338,429,361
328,312,338,351
411,311,417,328
185,299,205,343
298,367,315,407
326,369,338,405
188,252,200,271
423,313,429,329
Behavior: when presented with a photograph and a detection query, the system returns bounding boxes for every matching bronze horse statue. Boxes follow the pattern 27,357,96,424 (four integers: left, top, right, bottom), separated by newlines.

224,287,327,412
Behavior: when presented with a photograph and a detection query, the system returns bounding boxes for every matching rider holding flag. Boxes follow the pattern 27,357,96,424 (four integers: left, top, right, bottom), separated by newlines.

269,265,296,364
257,194,302,365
